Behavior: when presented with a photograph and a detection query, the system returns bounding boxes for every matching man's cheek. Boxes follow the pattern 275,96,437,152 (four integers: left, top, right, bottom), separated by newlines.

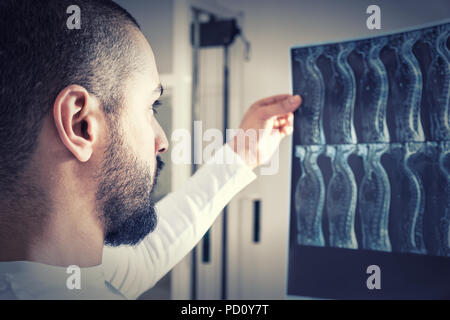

132,117,153,151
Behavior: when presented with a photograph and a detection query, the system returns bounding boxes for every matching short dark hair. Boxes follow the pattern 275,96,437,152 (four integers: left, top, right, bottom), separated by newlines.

0,0,142,191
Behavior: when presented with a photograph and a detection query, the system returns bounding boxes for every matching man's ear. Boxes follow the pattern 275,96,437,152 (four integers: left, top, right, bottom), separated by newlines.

53,85,101,162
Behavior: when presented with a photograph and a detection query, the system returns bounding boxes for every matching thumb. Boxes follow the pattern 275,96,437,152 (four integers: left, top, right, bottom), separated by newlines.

258,95,302,119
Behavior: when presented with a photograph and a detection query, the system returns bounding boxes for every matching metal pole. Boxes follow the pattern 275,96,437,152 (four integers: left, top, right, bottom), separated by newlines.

190,7,200,301
221,44,229,300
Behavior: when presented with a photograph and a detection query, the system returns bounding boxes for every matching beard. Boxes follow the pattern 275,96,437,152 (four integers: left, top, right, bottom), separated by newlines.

96,128,165,247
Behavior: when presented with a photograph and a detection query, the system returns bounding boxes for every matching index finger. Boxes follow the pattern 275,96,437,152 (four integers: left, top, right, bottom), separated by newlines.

257,94,302,118
254,94,293,107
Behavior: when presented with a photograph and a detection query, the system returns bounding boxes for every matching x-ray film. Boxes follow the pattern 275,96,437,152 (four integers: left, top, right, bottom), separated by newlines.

288,20,450,299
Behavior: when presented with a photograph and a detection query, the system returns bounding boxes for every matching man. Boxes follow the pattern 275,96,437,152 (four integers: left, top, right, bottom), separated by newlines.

0,0,301,299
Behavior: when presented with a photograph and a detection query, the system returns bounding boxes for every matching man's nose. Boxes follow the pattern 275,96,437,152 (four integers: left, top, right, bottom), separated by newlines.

155,120,169,155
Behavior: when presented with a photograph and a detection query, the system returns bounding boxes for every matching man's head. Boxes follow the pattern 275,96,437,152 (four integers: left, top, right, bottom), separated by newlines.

0,0,168,248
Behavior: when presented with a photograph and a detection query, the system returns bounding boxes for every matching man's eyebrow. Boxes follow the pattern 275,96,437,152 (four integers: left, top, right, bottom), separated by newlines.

153,84,163,98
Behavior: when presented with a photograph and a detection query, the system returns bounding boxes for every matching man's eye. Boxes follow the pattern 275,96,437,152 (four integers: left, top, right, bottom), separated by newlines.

151,100,162,114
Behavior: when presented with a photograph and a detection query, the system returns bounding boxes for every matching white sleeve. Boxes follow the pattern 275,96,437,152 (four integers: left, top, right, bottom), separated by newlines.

101,144,257,300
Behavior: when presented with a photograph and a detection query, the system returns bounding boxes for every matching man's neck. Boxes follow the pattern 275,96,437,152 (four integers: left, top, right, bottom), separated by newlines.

0,198,104,268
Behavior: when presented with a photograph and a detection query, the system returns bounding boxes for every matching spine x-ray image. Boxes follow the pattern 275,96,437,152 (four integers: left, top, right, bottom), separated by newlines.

288,20,450,299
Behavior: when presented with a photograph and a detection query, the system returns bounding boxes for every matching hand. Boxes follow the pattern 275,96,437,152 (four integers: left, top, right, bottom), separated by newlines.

228,94,302,169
